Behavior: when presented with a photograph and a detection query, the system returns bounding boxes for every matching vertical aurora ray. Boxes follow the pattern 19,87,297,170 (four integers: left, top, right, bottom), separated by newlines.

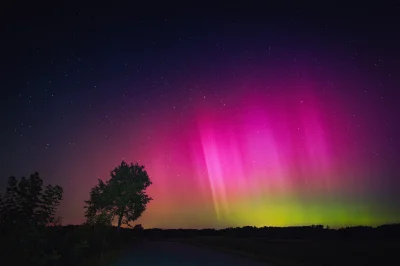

200,131,229,220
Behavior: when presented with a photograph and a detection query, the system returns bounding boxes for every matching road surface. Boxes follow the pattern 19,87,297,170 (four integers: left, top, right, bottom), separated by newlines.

114,240,271,265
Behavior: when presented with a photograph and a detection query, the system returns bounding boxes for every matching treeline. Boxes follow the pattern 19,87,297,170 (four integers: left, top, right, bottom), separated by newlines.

143,224,400,240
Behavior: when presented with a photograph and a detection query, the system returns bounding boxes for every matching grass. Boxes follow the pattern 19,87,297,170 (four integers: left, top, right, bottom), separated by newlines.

173,236,400,266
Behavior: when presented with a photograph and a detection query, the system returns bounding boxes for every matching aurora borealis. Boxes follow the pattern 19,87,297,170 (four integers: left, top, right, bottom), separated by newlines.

131,74,399,228
1,3,399,229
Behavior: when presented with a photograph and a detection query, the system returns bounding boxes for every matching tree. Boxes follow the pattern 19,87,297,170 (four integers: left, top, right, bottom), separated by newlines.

0,176,19,227
84,161,152,232
39,184,64,226
133,224,144,231
0,173,63,265
0,172,63,228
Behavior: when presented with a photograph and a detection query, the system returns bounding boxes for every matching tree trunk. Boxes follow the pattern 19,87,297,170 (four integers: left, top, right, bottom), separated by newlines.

117,211,124,234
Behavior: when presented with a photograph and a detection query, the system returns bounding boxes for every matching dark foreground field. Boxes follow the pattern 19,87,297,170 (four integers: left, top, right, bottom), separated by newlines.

114,240,269,265
2,225,399,265
170,236,399,266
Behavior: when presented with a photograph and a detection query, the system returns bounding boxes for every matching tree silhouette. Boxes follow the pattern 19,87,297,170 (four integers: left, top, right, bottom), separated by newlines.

0,173,63,265
0,172,63,228
84,161,152,232
133,224,144,231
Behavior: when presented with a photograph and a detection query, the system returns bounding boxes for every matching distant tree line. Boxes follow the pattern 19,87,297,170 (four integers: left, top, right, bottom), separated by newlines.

142,224,400,240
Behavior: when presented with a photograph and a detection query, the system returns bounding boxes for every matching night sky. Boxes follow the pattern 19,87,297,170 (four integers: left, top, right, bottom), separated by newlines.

1,3,400,228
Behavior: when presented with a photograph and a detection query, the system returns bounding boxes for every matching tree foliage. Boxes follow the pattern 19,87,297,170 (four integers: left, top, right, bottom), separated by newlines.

0,172,63,265
84,161,152,230
0,172,63,229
